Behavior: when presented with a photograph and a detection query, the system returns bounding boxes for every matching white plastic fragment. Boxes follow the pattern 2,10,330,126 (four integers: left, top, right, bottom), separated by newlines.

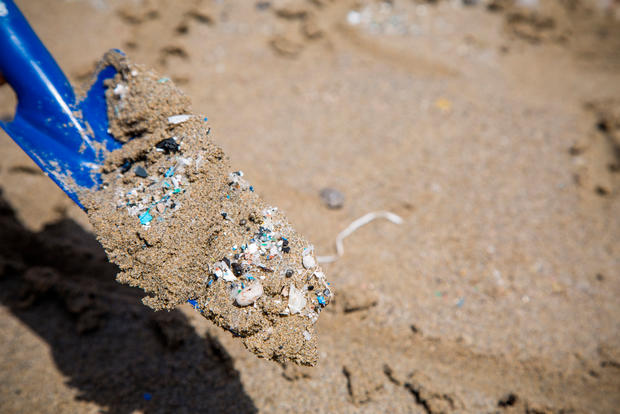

247,243,258,254
347,10,361,25
303,330,312,341
288,284,307,314
313,271,325,280
213,261,236,282
229,283,241,299
302,254,316,269
168,114,193,124
317,211,404,264
235,281,264,306
113,83,129,98
307,311,319,323
228,171,250,190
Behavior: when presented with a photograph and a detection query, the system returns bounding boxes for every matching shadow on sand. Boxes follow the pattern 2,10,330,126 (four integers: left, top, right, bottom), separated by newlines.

0,190,257,413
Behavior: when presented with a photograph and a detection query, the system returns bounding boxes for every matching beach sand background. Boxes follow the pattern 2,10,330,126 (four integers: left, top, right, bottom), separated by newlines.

0,0,619,412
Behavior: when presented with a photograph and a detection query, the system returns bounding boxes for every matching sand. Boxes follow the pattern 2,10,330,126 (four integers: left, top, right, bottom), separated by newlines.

1,0,619,413
81,51,330,366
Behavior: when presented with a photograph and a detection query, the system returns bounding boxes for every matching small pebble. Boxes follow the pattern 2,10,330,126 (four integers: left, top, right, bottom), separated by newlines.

134,166,148,178
319,187,345,209
285,269,294,278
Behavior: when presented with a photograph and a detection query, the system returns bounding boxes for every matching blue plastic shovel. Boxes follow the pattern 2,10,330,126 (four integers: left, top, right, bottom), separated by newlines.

0,0,122,209
0,1,208,310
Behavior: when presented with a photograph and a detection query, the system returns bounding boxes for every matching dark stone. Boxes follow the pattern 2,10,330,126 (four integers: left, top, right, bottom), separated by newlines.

134,166,148,178
319,187,345,209
155,138,180,154
231,263,243,276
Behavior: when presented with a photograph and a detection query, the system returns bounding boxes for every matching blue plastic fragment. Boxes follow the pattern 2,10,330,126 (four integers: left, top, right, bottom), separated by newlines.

203,117,208,122
164,166,175,177
188,299,199,309
208,280,213,287
139,210,153,225
317,295,326,306
157,77,170,83
249,186,254,192
143,393,152,401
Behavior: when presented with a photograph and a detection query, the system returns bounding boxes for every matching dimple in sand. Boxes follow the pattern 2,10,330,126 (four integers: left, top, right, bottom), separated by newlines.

81,52,331,366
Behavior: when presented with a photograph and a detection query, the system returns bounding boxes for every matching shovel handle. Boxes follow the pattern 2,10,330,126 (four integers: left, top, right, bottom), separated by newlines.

0,0,84,138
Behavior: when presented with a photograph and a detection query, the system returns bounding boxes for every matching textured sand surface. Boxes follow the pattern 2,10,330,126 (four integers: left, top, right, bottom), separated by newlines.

0,0,619,413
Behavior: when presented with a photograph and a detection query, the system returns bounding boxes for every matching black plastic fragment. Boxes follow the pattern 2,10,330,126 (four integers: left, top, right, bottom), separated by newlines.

120,159,132,173
231,262,244,276
155,138,180,154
